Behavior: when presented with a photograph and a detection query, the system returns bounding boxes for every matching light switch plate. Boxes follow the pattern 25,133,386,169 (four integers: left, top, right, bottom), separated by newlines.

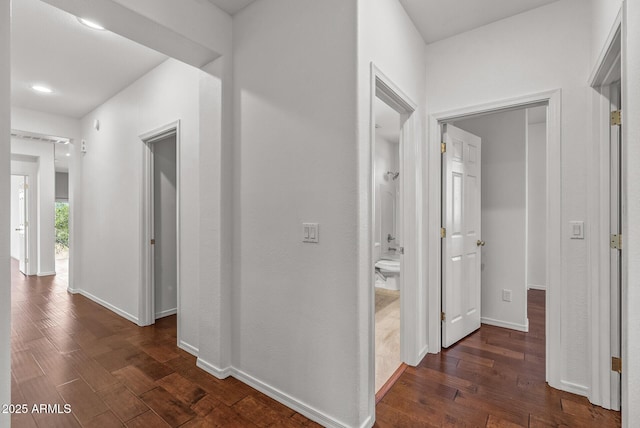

303,223,319,243
569,221,584,239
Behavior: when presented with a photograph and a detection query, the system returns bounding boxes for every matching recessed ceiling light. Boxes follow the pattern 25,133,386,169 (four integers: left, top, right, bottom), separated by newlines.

77,17,105,31
66,153,71,157
31,85,53,94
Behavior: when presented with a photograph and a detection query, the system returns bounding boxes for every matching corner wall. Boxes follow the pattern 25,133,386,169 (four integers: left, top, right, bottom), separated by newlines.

232,1,360,426
0,1,11,425
426,0,593,396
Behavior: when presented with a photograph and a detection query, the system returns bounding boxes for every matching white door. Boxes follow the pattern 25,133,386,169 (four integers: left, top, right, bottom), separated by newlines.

17,182,27,275
442,124,483,348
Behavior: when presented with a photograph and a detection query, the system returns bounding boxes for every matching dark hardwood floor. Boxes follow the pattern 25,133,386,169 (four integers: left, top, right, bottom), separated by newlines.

375,290,622,427
10,259,621,427
9,259,319,427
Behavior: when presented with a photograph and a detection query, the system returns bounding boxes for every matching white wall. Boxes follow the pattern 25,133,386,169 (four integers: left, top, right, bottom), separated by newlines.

10,175,23,259
55,172,69,201
623,1,640,425
0,2,11,425
528,120,547,289
11,138,56,276
455,109,528,331
233,1,360,426
75,59,202,350
358,3,428,423
426,0,592,395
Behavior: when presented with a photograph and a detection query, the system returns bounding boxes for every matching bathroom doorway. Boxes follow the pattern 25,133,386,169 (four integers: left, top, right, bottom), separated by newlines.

373,95,403,395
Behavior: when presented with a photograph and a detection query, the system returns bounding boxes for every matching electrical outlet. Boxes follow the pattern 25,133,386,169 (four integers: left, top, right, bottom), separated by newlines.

502,289,512,302
303,223,319,243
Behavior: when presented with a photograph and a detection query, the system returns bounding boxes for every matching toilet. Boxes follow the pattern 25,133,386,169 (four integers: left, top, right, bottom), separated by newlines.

375,258,400,291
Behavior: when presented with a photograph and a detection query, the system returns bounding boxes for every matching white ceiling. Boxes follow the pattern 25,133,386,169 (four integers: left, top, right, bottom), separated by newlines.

207,0,257,15
11,0,168,118
398,0,561,44
375,97,401,145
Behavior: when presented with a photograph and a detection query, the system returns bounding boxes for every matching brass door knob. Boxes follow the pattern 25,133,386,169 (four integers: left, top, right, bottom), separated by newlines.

477,240,486,247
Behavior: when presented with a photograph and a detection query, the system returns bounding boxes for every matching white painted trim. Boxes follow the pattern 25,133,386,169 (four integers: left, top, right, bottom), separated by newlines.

139,121,182,350
589,19,623,410
179,340,199,357
196,360,359,428
232,368,352,428
37,271,56,277
196,358,231,378
68,288,138,324
589,6,623,87
528,284,547,291
560,380,590,396
155,308,177,319
368,65,424,419
481,317,529,333
428,90,562,392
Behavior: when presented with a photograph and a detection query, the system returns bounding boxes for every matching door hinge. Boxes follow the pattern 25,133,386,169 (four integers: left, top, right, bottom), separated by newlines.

441,227,446,238
441,142,446,154
611,110,622,126
150,239,156,245
612,356,622,373
441,312,446,321
399,247,404,255
610,234,622,250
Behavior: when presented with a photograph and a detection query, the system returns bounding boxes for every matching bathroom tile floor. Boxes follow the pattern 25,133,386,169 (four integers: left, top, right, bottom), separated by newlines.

374,288,401,393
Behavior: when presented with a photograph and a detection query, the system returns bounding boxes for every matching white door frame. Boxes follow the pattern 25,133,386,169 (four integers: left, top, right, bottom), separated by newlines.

427,89,562,387
588,10,622,410
139,121,181,339
368,64,423,406
10,160,38,276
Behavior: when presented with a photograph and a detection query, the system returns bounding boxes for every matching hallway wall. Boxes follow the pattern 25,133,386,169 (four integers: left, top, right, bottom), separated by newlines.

232,0,360,426
426,0,593,396
74,59,204,353
0,2,10,424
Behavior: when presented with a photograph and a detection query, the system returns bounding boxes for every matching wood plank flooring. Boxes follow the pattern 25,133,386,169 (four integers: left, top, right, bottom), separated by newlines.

9,259,319,427
10,258,622,427
375,290,622,427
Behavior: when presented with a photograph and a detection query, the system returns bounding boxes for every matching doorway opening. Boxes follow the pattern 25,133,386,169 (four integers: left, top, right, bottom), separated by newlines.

429,90,562,387
10,175,29,275
369,67,420,405
140,123,180,332
442,104,548,348
373,95,403,395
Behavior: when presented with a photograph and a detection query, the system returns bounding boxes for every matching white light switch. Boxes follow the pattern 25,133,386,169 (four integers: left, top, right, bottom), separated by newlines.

570,221,584,239
303,223,319,243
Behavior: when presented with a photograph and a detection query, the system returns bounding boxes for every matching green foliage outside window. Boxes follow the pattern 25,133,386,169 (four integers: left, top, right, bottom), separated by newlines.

55,202,69,250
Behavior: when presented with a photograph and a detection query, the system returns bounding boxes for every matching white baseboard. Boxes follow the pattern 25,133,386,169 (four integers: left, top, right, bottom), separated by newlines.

481,317,529,332
232,368,350,428
196,357,232,379
67,288,138,324
407,344,429,366
37,271,56,277
359,415,374,428
560,380,589,397
528,284,547,291
179,340,199,357
155,308,177,319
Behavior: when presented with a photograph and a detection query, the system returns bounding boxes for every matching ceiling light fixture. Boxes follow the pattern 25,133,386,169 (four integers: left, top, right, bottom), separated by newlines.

77,17,105,31
31,85,53,94
66,153,71,157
